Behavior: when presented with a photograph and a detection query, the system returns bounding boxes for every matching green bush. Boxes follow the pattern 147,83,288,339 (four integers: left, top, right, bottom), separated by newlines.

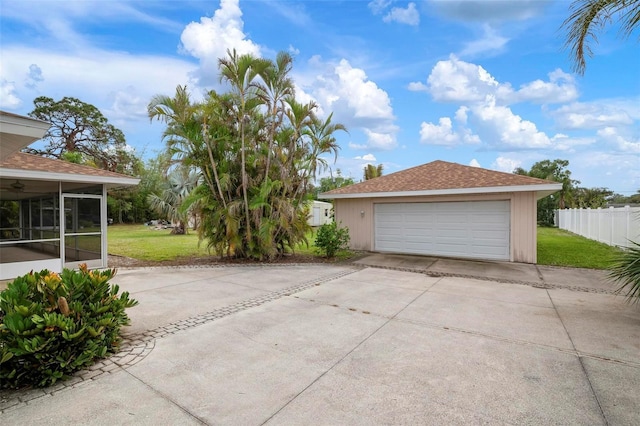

0,266,138,389
315,221,350,258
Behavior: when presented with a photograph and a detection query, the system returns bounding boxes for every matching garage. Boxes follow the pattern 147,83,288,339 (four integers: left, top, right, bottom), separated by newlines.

374,201,510,260
320,160,562,263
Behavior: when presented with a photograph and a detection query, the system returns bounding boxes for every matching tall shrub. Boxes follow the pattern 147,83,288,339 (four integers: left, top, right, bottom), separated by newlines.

0,266,137,388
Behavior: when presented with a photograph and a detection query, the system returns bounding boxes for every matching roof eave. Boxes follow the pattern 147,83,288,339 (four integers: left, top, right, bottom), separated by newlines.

0,167,140,187
319,183,563,200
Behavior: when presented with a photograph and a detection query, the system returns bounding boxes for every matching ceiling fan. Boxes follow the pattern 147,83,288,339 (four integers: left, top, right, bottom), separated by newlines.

10,180,25,192
0,180,40,194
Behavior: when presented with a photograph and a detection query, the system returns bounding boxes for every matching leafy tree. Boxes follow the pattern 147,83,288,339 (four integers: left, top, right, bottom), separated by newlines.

562,0,640,75
515,159,579,225
363,164,384,180
27,96,139,175
317,169,355,196
148,51,347,259
571,187,614,208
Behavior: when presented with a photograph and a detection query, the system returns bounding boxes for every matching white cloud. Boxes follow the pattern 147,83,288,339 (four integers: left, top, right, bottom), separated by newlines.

570,151,640,191
471,96,553,149
0,44,196,136
334,60,394,119
407,81,428,92
425,56,578,106
0,79,22,109
348,141,369,150
420,116,480,146
288,44,300,56
552,99,637,130
597,127,640,153
550,134,595,152
459,25,508,58
455,106,469,124
296,57,398,150
426,55,513,103
469,159,481,168
179,0,262,85
491,156,521,173
355,153,377,161
417,58,589,151
25,64,44,89
383,3,420,26
364,129,397,150
368,0,393,14
420,117,458,145
514,69,578,104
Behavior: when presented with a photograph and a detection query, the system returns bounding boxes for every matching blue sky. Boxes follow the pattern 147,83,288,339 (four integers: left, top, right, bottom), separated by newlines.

1,0,638,194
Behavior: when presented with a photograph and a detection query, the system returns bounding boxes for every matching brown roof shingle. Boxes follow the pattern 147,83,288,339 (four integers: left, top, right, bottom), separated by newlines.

323,160,555,196
0,152,136,180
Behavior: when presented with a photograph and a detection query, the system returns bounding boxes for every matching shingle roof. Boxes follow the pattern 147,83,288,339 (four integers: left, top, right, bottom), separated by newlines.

323,160,556,196
0,152,137,181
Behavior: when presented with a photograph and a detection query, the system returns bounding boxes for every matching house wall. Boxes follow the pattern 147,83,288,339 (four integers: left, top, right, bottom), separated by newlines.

333,191,537,263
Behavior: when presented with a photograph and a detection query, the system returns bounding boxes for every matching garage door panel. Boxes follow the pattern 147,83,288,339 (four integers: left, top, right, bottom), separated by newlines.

374,201,510,261
472,229,509,240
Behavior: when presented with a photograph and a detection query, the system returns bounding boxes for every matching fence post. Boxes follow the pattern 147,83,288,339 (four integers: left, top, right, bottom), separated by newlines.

625,205,631,248
609,206,615,246
596,207,601,243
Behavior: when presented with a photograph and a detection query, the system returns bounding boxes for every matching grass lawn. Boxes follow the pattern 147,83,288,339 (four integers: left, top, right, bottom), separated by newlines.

109,224,615,268
537,226,622,269
107,224,353,262
107,224,209,261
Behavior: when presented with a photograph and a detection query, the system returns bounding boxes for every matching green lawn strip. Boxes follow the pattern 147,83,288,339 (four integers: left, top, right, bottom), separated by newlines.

108,224,353,262
109,224,619,268
537,226,622,269
107,224,208,261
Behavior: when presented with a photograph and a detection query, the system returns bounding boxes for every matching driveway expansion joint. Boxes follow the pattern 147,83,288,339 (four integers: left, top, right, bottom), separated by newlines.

0,266,360,413
360,263,618,294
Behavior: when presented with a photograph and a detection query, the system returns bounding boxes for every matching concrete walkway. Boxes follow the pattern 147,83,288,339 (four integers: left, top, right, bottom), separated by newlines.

1,257,639,425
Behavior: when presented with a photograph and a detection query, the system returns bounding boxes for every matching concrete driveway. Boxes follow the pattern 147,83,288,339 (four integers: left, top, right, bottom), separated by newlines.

1,256,639,425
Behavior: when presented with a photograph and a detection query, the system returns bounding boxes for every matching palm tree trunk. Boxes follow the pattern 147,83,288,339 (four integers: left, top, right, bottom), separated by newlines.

205,134,227,209
241,119,252,240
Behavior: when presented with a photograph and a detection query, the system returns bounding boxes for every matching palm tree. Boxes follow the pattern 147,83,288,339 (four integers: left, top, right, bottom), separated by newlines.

258,51,294,187
218,49,271,241
364,164,384,181
148,50,347,260
147,167,200,234
609,240,640,304
563,0,640,74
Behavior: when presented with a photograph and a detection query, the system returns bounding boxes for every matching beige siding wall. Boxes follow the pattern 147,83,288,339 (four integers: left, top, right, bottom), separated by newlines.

510,191,537,263
334,191,538,263
334,198,373,250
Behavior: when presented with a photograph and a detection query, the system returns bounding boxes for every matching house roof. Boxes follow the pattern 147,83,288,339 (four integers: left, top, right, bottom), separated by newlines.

320,160,561,200
0,111,51,161
0,152,139,187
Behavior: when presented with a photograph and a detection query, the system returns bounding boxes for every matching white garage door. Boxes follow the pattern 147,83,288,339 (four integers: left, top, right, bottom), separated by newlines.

374,201,510,261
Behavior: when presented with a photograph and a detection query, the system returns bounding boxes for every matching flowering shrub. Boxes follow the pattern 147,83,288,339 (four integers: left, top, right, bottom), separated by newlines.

0,266,137,388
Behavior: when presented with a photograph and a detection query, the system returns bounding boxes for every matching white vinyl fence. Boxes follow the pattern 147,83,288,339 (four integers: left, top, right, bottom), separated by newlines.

555,206,640,249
